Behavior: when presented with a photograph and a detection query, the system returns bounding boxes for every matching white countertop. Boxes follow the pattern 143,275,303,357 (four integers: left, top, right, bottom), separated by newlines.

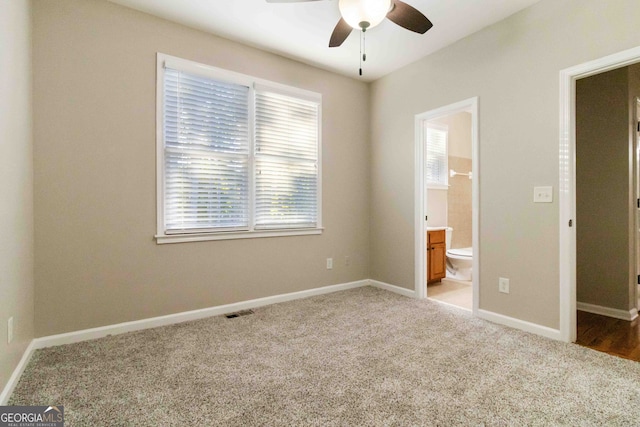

426,226,450,231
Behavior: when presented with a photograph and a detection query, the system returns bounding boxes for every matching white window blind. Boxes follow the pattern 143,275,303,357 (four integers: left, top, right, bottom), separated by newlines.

163,68,250,232
425,123,448,187
254,89,319,229
158,55,322,242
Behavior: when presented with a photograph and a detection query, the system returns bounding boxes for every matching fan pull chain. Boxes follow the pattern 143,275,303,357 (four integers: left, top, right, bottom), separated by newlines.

359,30,363,76
363,29,366,62
359,28,367,76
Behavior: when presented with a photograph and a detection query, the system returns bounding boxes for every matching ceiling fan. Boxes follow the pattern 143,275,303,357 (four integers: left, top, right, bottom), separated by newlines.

266,0,433,48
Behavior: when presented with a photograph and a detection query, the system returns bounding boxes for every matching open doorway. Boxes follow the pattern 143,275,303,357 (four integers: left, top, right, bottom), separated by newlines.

572,65,640,359
414,98,479,315
559,47,640,356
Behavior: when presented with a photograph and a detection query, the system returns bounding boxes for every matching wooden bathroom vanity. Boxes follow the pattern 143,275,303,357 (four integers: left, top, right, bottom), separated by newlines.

427,229,446,283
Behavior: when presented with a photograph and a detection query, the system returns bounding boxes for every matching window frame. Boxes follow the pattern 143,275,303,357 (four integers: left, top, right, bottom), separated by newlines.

425,122,449,190
155,53,323,244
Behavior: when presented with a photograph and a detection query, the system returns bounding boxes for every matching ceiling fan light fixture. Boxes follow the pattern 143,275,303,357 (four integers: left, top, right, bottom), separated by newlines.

338,0,392,30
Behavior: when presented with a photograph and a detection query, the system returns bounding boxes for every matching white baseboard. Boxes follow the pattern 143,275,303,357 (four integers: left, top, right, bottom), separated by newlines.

369,280,416,298
0,340,36,405
372,280,560,340
477,309,562,341
577,302,638,321
428,298,472,313
33,279,370,350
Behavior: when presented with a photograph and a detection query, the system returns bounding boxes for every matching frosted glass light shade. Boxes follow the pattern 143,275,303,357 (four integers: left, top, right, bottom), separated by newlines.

338,0,392,30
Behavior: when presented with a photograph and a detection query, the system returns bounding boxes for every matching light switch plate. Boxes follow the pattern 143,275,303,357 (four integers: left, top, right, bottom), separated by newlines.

533,186,553,203
498,278,510,294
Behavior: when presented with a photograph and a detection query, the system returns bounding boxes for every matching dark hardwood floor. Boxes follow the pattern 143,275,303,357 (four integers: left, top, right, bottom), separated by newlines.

576,310,640,362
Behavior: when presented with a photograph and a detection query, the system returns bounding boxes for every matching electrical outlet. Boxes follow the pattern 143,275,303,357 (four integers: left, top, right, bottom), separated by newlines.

8,317,14,344
345,256,351,266
326,258,333,270
499,277,510,294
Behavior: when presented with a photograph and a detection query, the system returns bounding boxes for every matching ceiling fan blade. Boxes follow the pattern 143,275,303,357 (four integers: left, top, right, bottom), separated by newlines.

266,0,326,3
329,18,353,47
386,0,433,34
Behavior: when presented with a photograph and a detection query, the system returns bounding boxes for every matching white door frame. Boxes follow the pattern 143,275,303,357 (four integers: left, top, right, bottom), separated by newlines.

636,97,640,312
414,97,480,315
559,46,640,342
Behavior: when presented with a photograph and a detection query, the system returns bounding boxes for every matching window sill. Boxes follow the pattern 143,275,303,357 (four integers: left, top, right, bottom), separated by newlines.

155,227,324,244
427,184,450,190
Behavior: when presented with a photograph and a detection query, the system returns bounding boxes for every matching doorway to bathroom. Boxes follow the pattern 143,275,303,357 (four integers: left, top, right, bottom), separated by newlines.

414,98,479,314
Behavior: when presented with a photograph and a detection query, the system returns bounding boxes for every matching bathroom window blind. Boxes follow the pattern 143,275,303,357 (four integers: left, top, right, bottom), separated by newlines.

425,123,448,187
254,88,319,229
163,67,250,232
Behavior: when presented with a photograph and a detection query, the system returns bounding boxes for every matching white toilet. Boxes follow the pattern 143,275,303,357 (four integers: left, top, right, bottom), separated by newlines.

445,227,473,281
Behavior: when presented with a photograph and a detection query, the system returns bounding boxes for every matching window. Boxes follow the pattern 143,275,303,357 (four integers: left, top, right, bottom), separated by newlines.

156,54,322,243
425,122,448,189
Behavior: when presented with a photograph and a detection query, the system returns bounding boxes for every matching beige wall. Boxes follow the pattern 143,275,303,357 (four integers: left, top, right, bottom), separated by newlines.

370,0,640,329
33,0,370,336
0,0,34,392
448,156,472,249
432,112,472,159
426,189,447,227
576,67,632,311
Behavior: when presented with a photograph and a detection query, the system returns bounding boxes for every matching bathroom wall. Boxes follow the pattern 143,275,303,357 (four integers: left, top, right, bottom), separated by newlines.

428,112,472,248
426,189,447,226
445,113,472,249
448,155,472,249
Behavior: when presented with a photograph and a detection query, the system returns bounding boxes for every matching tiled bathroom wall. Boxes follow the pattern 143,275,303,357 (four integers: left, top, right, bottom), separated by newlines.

447,156,472,249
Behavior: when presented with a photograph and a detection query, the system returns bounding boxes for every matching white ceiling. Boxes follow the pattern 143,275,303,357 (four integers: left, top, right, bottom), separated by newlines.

108,0,540,81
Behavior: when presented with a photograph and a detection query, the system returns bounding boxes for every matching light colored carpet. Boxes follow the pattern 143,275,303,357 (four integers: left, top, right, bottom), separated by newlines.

9,287,640,426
